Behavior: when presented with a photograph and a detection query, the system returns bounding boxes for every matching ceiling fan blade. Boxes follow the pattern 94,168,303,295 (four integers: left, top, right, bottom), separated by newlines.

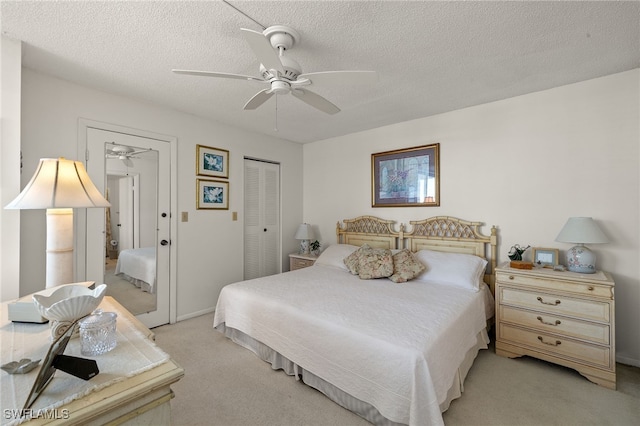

291,89,340,115
243,89,274,110
295,71,378,87
172,69,263,82
129,148,152,156
240,28,285,74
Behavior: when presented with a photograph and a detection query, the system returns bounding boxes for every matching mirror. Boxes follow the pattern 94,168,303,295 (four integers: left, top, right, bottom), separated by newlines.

103,143,158,315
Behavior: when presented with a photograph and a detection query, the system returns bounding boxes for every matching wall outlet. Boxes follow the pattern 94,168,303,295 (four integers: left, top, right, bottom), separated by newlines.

181,212,188,222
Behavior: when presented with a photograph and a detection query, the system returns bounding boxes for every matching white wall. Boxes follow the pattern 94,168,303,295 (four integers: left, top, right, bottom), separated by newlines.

20,69,303,320
303,70,640,366
0,36,22,302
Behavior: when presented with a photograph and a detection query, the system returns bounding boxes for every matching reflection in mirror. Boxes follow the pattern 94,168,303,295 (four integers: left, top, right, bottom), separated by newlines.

103,143,158,315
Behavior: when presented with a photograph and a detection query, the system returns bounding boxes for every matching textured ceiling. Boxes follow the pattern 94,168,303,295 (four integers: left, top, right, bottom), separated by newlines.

2,1,639,143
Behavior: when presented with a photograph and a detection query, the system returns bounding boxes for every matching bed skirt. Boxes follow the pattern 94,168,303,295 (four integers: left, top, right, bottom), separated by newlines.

216,323,489,426
117,272,154,294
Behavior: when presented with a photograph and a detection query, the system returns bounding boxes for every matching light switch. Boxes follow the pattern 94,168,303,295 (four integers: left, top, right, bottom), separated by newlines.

181,212,188,222
232,211,238,221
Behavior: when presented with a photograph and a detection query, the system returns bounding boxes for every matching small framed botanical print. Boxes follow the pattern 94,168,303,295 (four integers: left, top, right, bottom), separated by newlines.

197,145,229,178
197,179,229,210
532,247,559,266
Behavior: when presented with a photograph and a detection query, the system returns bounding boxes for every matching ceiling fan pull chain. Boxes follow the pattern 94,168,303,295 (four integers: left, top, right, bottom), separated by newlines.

274,95,279,132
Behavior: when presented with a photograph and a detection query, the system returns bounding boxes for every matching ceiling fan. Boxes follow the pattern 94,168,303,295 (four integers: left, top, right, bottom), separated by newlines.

106,145,152,167
172,25,377,114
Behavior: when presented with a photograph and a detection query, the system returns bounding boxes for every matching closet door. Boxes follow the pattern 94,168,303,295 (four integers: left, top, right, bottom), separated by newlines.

244,159,280,280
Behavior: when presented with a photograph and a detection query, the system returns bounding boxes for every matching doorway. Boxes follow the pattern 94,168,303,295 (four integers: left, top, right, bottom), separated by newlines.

244,158,281,280
79,123,176,328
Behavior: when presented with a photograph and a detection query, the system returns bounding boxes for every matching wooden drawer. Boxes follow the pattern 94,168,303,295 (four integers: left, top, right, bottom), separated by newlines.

499,305,610,344
498,323,612,368
496,271,612,299
499,287,610,323
291,257,315,270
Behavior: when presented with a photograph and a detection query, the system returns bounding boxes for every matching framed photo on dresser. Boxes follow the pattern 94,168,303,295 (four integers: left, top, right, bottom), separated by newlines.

532,247,559,266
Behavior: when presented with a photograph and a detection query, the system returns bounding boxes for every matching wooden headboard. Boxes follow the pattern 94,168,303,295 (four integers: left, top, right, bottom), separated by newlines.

336,215,498,293
336,216,403,249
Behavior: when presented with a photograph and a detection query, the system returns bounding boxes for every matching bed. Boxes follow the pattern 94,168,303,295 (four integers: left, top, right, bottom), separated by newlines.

213,216,498,426
114,247,156,294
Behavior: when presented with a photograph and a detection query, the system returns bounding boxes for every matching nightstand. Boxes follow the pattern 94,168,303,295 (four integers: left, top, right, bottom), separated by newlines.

289,253,318,270
495,263,616,389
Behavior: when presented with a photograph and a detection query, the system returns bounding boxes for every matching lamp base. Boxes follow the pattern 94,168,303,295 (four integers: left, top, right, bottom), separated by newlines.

566,244,597,274
299,239,310,255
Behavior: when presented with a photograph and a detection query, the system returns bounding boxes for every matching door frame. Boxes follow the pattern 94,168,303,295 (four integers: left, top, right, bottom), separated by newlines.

76,118,178,324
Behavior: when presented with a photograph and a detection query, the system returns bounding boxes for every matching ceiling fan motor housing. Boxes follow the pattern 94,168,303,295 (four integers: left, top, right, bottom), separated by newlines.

260,55,301,81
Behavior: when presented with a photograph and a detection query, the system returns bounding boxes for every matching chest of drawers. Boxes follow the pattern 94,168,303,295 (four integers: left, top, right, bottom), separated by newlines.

495,263,615,389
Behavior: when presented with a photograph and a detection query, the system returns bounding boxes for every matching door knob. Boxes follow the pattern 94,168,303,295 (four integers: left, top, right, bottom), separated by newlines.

161,239,169,246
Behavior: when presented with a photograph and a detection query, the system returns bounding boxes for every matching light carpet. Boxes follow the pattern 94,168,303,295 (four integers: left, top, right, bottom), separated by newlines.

153,313,640,426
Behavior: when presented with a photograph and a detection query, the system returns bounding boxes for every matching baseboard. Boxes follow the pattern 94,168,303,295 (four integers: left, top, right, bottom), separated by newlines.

176,307,215,322
616,354,640,368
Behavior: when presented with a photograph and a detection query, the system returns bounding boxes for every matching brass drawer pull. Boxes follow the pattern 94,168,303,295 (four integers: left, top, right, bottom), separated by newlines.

588,286,595,291
508,275,514,280
537,296,561,306
538,336,561,346
537,316,561,326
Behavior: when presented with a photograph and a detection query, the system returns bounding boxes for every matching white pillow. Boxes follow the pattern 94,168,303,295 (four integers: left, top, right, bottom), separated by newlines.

414,249,488,291
314,244,360,271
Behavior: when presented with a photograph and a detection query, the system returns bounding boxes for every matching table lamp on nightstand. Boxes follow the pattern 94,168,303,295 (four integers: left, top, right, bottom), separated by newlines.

5,158,110,289
294,223,315,255
555,217,609,274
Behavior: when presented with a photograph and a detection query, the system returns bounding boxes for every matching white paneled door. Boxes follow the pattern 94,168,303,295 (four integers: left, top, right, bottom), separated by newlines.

244,159,280,280
86,128,171,328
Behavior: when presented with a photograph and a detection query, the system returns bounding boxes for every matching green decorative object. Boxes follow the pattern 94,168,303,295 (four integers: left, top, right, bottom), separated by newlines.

507,244,530,261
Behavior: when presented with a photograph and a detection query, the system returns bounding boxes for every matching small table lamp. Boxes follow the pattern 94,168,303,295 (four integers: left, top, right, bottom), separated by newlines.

555,217,608,273
294,223,315,255
5,158,110,288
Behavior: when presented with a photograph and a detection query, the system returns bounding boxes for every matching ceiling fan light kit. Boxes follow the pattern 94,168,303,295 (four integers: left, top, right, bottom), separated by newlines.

173,25,376,115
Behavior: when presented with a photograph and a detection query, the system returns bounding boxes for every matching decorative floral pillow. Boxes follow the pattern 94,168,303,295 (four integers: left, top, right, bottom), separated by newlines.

357,247,394,280
343,244,370,275
388,249,426,283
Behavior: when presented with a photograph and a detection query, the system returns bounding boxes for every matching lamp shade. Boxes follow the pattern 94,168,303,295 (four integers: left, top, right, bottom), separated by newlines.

294,223,315,240
5,158,110,209
555,217,608,244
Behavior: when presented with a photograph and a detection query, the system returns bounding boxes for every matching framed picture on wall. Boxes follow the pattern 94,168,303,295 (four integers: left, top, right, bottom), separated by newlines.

196,145,229,178
372,143,440,207
532,247,559,266
197,179,229,210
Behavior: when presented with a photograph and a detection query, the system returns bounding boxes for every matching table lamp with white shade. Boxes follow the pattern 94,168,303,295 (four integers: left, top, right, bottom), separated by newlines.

5,158,110,288
555,217,609,274
294,223,315,255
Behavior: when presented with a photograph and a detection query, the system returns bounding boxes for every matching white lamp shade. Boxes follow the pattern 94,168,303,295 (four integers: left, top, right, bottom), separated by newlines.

5,158,110,209
294,223,315,240
555,217,608,244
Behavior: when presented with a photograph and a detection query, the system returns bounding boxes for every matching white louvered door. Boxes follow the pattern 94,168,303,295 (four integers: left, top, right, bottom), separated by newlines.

244,159,281,280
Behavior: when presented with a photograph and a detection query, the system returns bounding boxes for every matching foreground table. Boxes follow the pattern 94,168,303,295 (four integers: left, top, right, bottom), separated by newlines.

1,296,184,425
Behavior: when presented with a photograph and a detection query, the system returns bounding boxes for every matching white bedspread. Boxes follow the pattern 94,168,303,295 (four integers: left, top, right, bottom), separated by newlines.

115,247,156,293
213,264,489,426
